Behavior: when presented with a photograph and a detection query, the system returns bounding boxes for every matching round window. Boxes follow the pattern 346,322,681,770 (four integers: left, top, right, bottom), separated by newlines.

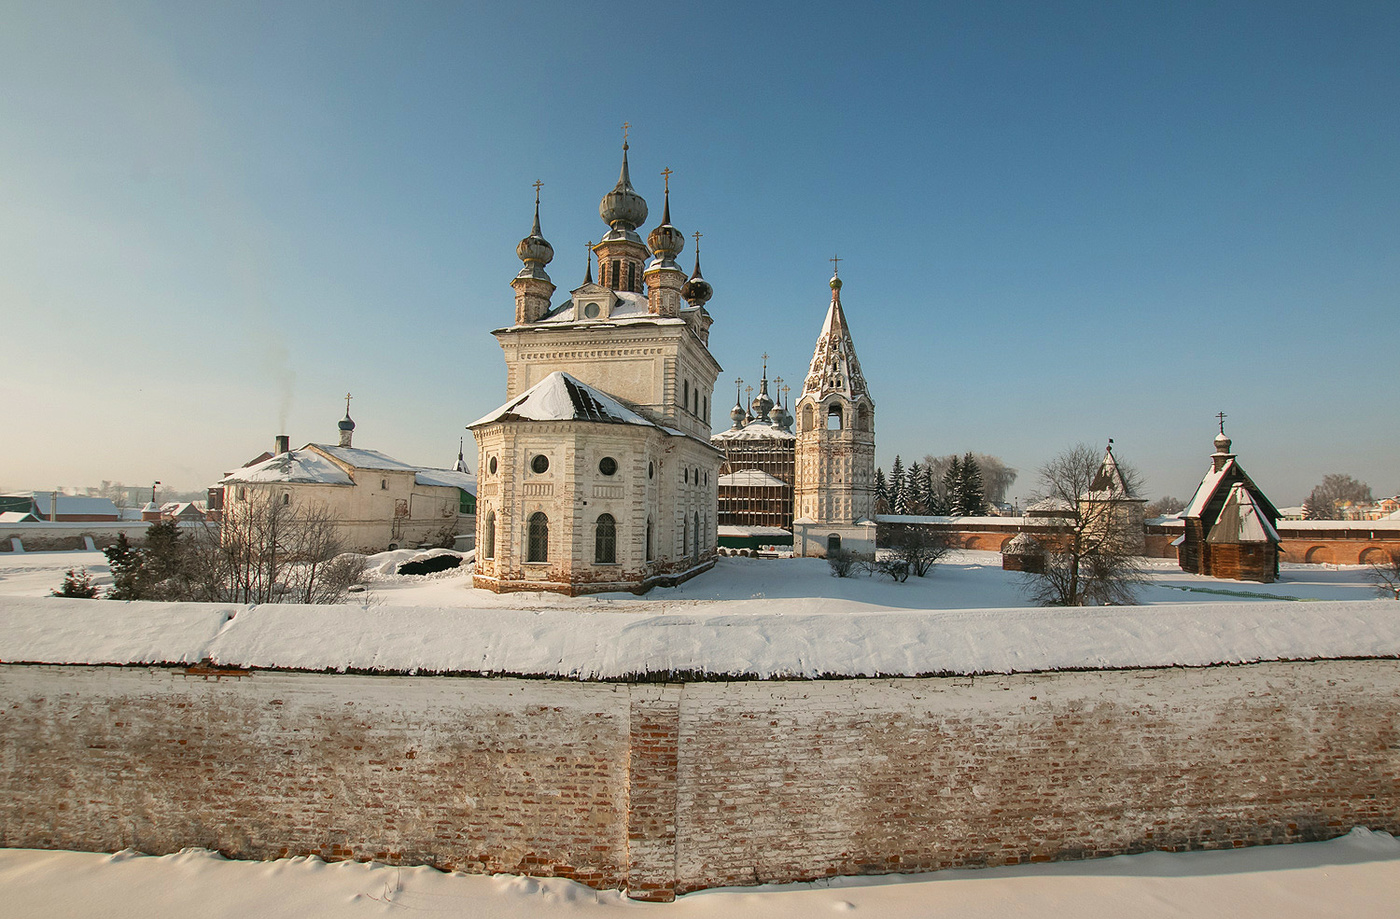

648,461,655,479
488,456,498,475
531,454,549,474
599,456,618,476
584,302,600,319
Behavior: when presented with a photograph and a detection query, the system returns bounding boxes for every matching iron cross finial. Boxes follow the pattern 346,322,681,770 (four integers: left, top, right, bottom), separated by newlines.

692,230,702,248
532,179,543,201
344,392,352,414
830,253,841,275
1216,411,1228,434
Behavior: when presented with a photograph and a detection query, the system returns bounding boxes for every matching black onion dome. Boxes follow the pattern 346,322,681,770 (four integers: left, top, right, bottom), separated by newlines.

681,243,713,305
647,189,684,261
516,193,553,267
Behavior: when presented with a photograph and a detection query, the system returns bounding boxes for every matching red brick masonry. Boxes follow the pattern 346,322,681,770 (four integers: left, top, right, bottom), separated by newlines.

1,661,1396,901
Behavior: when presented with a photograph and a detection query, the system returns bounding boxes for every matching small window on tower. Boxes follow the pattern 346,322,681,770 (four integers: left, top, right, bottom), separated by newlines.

599,456,618,476
381,479,388,490
531,454,550,474
584,301,600,320
611,259,621,288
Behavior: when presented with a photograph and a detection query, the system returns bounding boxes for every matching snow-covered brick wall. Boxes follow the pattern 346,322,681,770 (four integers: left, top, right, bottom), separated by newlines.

1,660,1397,900
4,596,1400,677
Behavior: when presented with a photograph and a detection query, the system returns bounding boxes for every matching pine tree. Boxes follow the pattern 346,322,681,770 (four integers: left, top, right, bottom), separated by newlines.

943,455,963,517
927,462,950,515
914,463,934,515
53,567,98,599
104,532,143,600
907,461,925,514
874,467,890,514
890,455,907,515
959,451,986,516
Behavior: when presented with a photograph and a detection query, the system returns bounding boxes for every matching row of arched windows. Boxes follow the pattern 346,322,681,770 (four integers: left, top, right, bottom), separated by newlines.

680,379,708,421
481,510,708,566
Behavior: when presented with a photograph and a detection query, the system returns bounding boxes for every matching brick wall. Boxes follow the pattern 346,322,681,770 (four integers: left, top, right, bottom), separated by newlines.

2,661,1397,900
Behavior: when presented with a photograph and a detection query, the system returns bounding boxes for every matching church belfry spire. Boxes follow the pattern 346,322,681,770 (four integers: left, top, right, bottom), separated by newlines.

644,166,686,318
594,127,651,294
512,182,556,324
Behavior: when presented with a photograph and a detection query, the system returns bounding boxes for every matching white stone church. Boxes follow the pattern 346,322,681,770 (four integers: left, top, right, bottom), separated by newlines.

469,143,724,594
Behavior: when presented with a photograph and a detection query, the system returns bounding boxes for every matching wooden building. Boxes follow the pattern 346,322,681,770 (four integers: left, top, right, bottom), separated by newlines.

1179,426,1281,582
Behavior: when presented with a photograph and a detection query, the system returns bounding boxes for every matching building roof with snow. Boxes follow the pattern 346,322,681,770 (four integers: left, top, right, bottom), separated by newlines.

1082,443,1141,502
414,468,478,491
1207,482,1280,544
719,469,789,489
470,371,661,429
221,450,355,487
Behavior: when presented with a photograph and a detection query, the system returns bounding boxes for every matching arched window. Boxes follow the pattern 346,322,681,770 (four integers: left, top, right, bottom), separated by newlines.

827,534,842,556
595,514,616,564
483,510,496,559
282,493,290,506
611,259,621,289
802,405,815,431
857,403,870,431
692,512,700,560
682,518,689,557
703,395,708,421
646,517,654,561
627,262,636,292
683,380,689,411
827,404,843,430
527,512,548,563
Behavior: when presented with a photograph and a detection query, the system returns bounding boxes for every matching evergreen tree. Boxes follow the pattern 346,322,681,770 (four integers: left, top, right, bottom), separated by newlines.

53,567,98,599
874,468,890,514
927,463,951,516
914,463,935,515
959,452,986,516
943,455,963,517
104,532,143,600
907,461,925,514
890,455,907,515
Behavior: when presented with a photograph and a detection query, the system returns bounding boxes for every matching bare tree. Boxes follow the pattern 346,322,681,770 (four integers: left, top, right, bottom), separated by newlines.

1368,550,1400,600
1020,444,1149,606
198,492,363,603
1304,474,1373,520
923,453,1019,506
1145,496,1186,517
884,527,954,578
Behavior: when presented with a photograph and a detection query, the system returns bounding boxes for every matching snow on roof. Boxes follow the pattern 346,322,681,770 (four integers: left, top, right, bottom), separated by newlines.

221,450,354,486
24,493,120,517
1185,460,1233,518
311,444,420,472
1278,519,1400,532
711,423,796,442
414,468,478,492
1207,483,1280,544
1082,447,1138,501
1026,497,1075,514
0,511,40,523
1003,533,1045,554
717,525,793,537
719,470,789,489
470,371,658,428
3,597,1398,679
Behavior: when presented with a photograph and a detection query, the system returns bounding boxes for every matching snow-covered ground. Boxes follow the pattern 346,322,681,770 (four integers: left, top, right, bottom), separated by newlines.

2,829,1397,919
0,547,1384,608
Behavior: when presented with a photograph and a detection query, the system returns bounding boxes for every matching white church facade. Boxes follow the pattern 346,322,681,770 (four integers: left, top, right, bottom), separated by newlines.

469,144,723,594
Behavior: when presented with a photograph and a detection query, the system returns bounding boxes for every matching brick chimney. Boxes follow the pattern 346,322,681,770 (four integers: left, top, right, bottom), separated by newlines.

275,434,291,455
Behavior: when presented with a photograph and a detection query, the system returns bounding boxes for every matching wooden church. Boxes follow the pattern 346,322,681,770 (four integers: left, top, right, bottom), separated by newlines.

1178,420,1281,582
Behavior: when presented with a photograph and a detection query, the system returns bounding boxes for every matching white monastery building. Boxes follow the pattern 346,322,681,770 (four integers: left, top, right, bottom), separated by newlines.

469,142,723,594
220,408,477,554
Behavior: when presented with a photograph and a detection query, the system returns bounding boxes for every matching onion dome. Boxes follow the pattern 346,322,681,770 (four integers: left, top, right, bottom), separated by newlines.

1214,431,1232,454
338,412,355,433
647,186,685,264
681,237,713,306
730,401,746,429
830,273,842,291
599,144,648,236
515,187,553,277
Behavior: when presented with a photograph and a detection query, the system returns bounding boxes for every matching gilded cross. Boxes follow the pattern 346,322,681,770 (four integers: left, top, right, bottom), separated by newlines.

344,392,352,415
830,253,841,275
661,167,673,193
761,352,769,377
1216,411,1228,434
532,179,543,201
692,230,702,249
622,122,630,146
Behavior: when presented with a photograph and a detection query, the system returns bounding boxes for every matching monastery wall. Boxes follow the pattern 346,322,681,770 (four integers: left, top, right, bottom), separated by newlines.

2,659,1397,901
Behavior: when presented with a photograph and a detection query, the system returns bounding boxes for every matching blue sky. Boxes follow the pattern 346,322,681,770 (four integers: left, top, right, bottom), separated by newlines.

2,1,1396,505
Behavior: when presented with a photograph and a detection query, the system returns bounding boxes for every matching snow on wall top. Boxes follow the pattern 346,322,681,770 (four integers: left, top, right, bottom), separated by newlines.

719,469,789,488
712,423,796,442
2,597,1397,680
